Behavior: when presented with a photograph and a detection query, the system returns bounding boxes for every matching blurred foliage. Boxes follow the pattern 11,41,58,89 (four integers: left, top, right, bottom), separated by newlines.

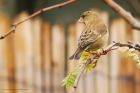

125,48,140,68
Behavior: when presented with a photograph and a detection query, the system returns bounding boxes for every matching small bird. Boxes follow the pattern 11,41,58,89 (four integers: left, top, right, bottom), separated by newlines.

69,10,109,60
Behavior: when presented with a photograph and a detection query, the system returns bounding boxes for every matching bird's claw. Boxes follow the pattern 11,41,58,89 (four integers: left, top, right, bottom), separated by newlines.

102,48,107,55
96,48,107,56
88,48,107,60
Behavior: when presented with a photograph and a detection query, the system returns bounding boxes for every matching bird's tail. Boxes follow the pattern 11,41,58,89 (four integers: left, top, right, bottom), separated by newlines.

69,48,82,60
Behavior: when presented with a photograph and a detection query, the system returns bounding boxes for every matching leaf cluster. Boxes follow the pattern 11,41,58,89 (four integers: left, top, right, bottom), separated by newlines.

62,51,98,89
62,64,81,90
125,48,140,68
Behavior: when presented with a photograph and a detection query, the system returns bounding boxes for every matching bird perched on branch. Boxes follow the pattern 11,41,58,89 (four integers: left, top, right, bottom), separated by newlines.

69,10,109,60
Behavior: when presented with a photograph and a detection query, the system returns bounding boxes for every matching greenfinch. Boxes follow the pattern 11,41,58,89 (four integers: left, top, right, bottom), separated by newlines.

69,10,109,60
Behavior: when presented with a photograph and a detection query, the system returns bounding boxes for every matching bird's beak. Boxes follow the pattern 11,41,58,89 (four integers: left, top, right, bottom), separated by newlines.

78,17,84,23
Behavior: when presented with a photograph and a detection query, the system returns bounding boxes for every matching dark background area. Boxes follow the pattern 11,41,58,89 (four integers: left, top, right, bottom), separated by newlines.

0,0,140,23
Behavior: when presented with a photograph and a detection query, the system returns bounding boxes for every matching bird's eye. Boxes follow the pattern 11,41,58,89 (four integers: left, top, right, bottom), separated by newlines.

81,15,86,18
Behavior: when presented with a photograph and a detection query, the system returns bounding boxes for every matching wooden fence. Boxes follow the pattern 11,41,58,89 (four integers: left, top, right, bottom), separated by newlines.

0,11,140,93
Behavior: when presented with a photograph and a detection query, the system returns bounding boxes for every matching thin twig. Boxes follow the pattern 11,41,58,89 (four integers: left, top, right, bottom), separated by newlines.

72,58,91,93
0,0,76,39
72,41,140,93
103,0,140,30
115,41,140,51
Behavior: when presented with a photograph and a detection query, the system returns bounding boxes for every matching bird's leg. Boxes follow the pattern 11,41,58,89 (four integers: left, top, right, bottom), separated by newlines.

87,52,98,63
101,48,108,55
94,48,107,57
89,51,97,55
88,51,99,59
88,52,94,60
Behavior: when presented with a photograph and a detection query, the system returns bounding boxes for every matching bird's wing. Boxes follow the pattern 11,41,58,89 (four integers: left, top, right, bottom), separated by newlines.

78,23,107,49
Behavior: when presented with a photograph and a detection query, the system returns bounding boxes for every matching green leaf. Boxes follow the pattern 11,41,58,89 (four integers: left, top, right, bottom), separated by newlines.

62,74,76,90
62,65,81,90
81,51,89,62
84,61,97,73
124,48,140,69
132,54,140,62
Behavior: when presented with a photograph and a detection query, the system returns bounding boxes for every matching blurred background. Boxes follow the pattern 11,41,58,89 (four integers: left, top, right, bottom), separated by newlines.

0,0,140,93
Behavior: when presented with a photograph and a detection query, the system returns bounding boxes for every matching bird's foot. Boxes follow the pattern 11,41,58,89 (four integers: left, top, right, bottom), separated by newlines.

88,53,98,62
95,48,107,57
101,48,108,55
88,51,99,59
87,48,107,61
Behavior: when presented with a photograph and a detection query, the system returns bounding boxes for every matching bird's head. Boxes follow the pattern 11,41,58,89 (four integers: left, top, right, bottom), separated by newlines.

78,10,100,25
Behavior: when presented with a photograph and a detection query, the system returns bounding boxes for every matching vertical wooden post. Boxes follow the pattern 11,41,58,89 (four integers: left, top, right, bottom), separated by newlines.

41,22,51,93
0,13,15,93
32,18,42,93
110,18,134,93
14,12,33,93
118,21,134,93
67,23,77,73
109,19,123,93
132,29,140,93
67,23,77,93
52,24,65,93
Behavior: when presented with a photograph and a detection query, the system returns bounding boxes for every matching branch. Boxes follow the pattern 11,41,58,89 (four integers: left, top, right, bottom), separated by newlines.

115,41,140,51
0,0,76,39
72,58,91,93
103,0,140,30
72,41,140,93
